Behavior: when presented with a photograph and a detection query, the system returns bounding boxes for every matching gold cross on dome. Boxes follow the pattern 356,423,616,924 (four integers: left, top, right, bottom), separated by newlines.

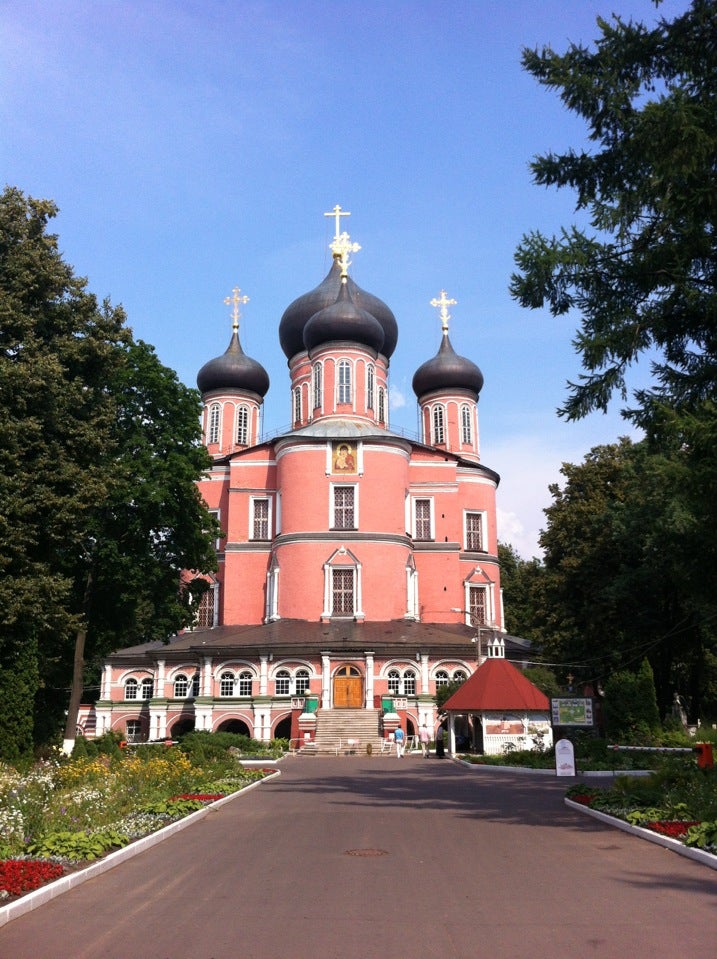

324,204,351,241
331,230,361,278
224,287,249,332
430,289,457,333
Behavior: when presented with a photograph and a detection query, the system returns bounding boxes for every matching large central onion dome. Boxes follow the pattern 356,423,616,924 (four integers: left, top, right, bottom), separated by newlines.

279,257,398,360
197,329,270,397
304,280,385,354
412,332,484,399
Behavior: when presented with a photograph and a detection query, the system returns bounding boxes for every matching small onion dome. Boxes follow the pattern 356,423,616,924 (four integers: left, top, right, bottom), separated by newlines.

412,332,484,399
196,330,269,397
279,258,398,360
304,280,385,354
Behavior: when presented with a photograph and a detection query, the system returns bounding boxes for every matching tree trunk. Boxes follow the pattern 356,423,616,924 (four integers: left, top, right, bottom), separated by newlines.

62,569,93,754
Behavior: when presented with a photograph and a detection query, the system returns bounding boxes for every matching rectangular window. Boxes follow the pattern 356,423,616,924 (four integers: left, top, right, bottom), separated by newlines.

378,388,386,423
414,498,432,540
294,387,301,424
433,406,445,444
197,589,215,629
461,405,472,444
313,363,322,409
252,498,270,540
333,486,355,529
338,361,351,404
237,672,253,696
367,365,375,410
468,586,487,626
126,720,143,743
332,569,354,616
208,403,221,444
465,512,484,552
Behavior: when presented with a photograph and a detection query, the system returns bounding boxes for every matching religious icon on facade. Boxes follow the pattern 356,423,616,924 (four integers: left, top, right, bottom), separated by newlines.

332,441,357,473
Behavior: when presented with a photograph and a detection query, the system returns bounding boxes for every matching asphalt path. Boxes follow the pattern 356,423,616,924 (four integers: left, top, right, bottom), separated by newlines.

0,756,715,959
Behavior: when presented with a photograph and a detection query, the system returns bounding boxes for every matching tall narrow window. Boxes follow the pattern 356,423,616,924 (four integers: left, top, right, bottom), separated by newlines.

313,362,322,409
366,364,375,410
173,674,189,698
124,678,138,700
208,403,221,444
236,405,249,445
465,512,483,551
191,673,200,697
387,669,400,695
220,672,235,697
295,669,310,695
461,405,472,444
333,487,355,529
337,361,351,404
468,585,487,625
197,588,215,629
332,569,354,615
252,499,270,540
140,678,154,700
414,499,432,541
432,405,445,444
403,671,416,696
275,669,290,696
293,387,301,424
238,671,253,696
378,388,386,423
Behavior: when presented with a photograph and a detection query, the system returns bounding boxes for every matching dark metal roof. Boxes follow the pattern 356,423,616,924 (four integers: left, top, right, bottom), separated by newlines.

412,333,484,399
197,330,270,397
303,280,385,354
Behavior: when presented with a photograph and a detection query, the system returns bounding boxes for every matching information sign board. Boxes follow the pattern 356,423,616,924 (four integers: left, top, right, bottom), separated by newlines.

550,697,594,727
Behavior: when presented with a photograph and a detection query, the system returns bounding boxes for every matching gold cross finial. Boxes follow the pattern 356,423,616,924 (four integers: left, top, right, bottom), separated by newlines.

331,230,361,280
224,287,249,332
430,289,457,334
324,204,351,242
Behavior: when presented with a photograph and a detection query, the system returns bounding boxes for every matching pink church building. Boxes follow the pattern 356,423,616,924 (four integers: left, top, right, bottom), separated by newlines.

82,209,525,752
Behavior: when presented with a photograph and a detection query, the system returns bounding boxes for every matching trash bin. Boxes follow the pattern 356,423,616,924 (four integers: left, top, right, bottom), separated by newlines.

694,742,714,769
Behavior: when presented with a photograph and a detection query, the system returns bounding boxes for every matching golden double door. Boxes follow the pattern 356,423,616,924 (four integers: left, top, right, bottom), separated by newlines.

333,665,364,708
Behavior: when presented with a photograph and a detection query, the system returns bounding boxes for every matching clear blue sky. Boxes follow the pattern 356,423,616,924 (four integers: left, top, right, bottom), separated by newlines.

1,0,690,558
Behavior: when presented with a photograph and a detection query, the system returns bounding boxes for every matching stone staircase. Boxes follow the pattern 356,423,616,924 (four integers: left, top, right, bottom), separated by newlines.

308,708,386,756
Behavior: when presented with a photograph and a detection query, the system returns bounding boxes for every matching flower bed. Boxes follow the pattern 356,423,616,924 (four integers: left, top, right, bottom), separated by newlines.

0,860,65,899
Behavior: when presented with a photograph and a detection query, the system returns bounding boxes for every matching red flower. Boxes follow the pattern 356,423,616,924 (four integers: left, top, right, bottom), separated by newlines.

570,794,594,806
644,821,700,839
0,860,65,896
169,793,224,802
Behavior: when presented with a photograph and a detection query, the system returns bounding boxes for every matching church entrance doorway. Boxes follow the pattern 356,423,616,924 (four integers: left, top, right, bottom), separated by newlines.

333,665,364,708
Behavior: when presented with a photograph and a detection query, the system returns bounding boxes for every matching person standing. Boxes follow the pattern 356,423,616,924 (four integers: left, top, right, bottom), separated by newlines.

435,724,445,759
394,725,405,758
419,723,430,758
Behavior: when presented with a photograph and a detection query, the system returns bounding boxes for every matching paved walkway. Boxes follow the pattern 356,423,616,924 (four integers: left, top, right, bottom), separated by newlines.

0,756,715,959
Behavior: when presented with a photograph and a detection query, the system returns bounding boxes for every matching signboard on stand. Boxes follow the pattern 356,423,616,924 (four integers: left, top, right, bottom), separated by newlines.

555,738,576,777
550,698,594,727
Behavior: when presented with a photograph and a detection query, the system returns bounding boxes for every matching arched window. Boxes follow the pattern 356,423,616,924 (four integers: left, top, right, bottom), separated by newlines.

313,362,322,409
236,405,249,445
337,361,351,404
453,670,467,684
173,674,189,698
388,669,400,695
461,405,472,444
434,670,449,688
191,673,200,697
403,671,416,696
220,672,235,697
275,669,290,696
124,678,138,700
237,671,253,696
208,403,221,444
432,405,445,444
293,387,301,424
295,669,310,695
140,678,154,700
366,364,375,410
378,387,386,423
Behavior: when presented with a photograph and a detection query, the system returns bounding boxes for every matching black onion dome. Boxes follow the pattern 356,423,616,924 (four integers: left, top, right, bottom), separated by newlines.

303,280,385,354
412,333,484,399
279,258,398,360
196,331,270,397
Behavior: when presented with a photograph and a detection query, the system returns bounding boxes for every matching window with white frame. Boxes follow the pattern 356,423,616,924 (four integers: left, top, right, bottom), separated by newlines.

173,674,189,698
468,585,488,625
208,509,221,551
453,670,467,683
293,387,301,424
378,387,386,423
413,498,432,540
251,498,270,540
337,360,351,404
237,671,253,696
197,588,215,629
432,405,445,444
388,669,400,695
208,403,221,444
124,678,138,700
191,673,200,697
333,486,355,530
461,405,472,444
403,670,416,695
434,670,449,688
331,568,355,616
295,669,310,695
313,362,322,409
220,671,235,697
367,364,375,410
236,405,249,445
275,669,290,696
126,720,143,743
140,678,154,700
465,512,484,552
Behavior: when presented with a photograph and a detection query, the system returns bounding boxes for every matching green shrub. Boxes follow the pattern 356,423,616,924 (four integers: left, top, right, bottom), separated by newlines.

28,829,130,861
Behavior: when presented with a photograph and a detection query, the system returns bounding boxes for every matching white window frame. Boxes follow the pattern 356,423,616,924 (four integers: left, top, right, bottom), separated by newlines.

313,362,322,410
197,585,217,629
208,403,221,444
235,405,249,445
173,674,189,698
237,671,253,696
461,404,472,444
208,509,221,551
331,484,358,530
366,364,375,410
432,405,445,444
464,510,486,552
124,678,139,701
466,584,489,627
293,387,301,424
275,669,291,696
378,387,386,423
250,496,272,541
140,678,154,700
337,360,352,405
412,497,434,541
126,719,143,743
220,671,235,697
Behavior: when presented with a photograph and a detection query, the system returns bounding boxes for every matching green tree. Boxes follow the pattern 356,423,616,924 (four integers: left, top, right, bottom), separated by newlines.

0,187,219,758
603,659,661,742
498,542,545,641
511,0,717,423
